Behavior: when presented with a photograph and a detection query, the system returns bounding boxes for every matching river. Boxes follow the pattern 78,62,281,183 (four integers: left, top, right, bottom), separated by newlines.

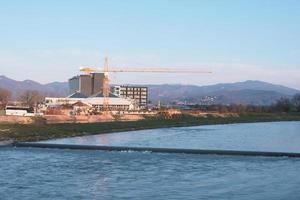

41,121,300,153
1,121,300,199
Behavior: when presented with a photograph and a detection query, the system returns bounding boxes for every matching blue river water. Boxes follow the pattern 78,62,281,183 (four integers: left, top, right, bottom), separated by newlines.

42,121,300,153
1,121,300,199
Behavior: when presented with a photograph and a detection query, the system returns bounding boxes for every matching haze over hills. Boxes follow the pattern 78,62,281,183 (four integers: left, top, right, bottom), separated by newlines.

0,75,68,98
0,75,299,105
146,81,300,105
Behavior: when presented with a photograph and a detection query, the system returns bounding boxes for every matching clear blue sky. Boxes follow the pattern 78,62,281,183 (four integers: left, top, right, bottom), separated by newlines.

0,0,300,89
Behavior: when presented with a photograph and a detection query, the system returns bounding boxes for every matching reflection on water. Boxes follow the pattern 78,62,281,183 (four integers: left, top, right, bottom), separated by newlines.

42,121,300,153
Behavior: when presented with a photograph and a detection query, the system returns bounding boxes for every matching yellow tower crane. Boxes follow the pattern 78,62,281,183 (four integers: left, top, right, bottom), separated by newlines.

80,57,212,114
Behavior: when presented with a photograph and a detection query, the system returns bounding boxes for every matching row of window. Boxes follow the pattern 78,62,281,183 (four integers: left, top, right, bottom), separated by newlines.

121,96,147,100
120,92,147,95
92,105,130,110
120,88,147,91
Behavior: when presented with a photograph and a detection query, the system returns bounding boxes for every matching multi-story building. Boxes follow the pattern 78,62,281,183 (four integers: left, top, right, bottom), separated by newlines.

91,73,104,95
68,76,80,95
113,85,148,109
79,74,92,97
68,73,104,97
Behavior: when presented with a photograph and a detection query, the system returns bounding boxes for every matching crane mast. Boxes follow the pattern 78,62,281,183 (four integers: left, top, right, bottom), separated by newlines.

102,57,109,113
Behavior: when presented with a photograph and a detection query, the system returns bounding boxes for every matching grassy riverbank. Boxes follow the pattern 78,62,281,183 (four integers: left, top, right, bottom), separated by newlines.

1,112,300,142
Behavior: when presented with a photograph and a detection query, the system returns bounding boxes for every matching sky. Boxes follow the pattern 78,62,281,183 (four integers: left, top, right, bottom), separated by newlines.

0,0,300,89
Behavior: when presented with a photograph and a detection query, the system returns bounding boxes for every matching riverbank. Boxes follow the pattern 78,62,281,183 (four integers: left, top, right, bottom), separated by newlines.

1,112,300,142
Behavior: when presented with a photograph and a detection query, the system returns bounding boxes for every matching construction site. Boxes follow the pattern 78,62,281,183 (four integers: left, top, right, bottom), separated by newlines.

2,57,211,124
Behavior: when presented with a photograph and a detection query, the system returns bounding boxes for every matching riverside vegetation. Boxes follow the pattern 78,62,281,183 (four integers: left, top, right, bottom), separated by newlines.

1,93,300,142
1,112,300,142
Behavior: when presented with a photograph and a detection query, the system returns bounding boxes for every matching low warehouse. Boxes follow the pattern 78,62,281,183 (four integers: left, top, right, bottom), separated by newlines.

43,91,135,115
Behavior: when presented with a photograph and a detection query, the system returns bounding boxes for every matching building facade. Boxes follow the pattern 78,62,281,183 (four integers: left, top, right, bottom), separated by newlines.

91,73,104,95
79,74,92,97
68,73,104,96
44,92,135,113
68,76,80,94
113,85,148,109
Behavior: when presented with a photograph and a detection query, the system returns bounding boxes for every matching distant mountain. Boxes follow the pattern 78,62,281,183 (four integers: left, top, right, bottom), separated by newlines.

0,75,68,98
146,80,300,105
0,75,299,105
44,81,69,96
200,80,299,95
204,89,290,105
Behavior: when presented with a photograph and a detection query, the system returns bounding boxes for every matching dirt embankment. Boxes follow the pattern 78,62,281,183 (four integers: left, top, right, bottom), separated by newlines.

0,112,242,125
44,115,114,124
188,112,239,118
0,113,239,125
45,114,145,123
0,114,145,124
0,116,34,124
117,114,145,121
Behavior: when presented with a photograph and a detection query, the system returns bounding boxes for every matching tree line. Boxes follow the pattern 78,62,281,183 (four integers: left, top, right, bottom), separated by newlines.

0,88,44,109
273,95,300,112
189,94,300,113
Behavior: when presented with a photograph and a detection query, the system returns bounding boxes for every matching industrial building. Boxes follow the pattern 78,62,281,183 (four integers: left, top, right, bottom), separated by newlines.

44,73,148,116
43,91,135,115
113,85,148,108
16,58,210,118
69,72,104,96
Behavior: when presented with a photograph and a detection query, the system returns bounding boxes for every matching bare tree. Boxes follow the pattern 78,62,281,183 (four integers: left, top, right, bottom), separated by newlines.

292,94,300,112
17,90,43,107
274,97,292,112
0,88,11,108
219,105,228,113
